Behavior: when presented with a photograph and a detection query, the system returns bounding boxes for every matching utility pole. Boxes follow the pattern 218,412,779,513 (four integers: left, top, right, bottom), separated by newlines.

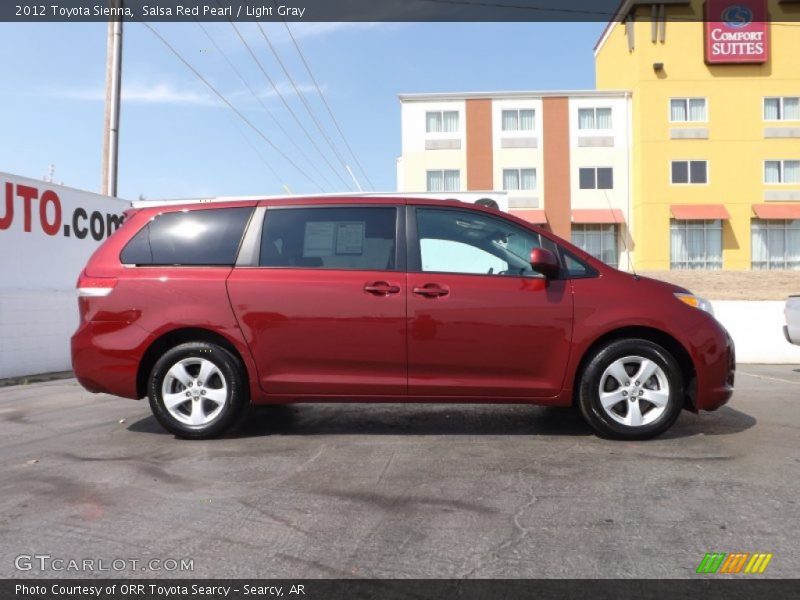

101,0,123,197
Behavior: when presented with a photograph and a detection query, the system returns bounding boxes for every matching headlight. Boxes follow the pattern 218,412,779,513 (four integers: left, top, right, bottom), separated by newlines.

674,293,714,316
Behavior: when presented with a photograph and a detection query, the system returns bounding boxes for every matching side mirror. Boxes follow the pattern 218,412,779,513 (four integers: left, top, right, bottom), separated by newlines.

530,247,560,279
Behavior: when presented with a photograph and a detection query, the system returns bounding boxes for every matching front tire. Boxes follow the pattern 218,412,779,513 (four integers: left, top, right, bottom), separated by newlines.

148,342,248,439
578,339,683,440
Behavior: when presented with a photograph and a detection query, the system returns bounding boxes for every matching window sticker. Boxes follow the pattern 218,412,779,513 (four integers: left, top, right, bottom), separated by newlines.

336,222,365,255
303,221,336,257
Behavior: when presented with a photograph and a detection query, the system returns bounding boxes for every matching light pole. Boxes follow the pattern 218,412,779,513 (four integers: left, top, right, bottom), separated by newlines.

101,0,123,197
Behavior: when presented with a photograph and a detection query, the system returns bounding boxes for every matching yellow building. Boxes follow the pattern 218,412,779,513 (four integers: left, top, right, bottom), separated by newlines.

595,0,800,270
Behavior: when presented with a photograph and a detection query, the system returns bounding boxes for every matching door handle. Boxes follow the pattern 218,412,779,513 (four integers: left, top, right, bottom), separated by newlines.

412,284,450,298
364,281,401,296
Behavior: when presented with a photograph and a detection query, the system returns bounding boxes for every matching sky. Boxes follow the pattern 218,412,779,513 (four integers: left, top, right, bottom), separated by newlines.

0,21,606,200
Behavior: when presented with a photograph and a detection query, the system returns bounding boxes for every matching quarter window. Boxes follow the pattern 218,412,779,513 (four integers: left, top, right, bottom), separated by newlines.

501,109,535,131
415,208,550,277
426,111,459,133
764,97,800,121
578,107,612,130
502,168,537,191
671,160,708,184
764,160,800,184
751,219,800,270
259,207,397,271
670,98,707,122
120,207,253,266
426,170,461,192
670,219,722,270
579,167,614,190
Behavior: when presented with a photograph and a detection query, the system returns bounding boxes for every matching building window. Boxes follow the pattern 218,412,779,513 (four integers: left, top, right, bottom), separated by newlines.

578,107,612,130
579,167,614,190
501,109,535,131
426,170,460,192
670,98,707,122
572,224,618,267
764,97,800,121
502,168,537,191
426,111,459,133
752,219,800,270
671,160,708,184
764,160,800,184
670,219,722,270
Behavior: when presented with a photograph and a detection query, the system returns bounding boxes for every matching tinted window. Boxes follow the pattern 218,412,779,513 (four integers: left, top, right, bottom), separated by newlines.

416,208,552,278
597,168,614,189
121,207,253,266
690,161,707,184
672,161,689,184
579,168,596,190
259,207,397,271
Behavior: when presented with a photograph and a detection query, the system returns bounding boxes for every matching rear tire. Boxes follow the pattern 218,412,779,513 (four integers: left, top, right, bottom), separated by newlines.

578,339,683,440
148,342,248,439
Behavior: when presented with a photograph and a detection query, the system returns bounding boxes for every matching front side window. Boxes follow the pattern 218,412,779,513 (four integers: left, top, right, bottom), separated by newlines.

752,219,800,270
670,219,722,270
120,207,253,266
671,160,708,184
502,168,537,191
426,110,459,133
578,107,612,130
572,224,618,267
764,97,800,121
416,208,551,277
259,207,397,271
579,167,614,190
764,160,800,184
670,98,707,122
501,109,535,131
426,169,461,192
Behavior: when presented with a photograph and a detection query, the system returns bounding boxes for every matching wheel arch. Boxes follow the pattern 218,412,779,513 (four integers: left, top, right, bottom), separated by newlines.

572,326,697,411
136,327,250,400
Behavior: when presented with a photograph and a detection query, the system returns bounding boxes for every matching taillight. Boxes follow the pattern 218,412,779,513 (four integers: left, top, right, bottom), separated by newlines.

77,272,117,298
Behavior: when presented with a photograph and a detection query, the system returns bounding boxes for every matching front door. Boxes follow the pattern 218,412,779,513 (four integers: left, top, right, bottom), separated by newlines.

227,204,407,397
407,206,574,398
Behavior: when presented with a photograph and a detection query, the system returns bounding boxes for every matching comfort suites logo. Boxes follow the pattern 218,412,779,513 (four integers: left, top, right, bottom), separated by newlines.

705,0,769,64
721,4,754,28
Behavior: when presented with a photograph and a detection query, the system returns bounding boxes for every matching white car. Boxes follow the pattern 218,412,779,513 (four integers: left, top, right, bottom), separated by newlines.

785,295,800,345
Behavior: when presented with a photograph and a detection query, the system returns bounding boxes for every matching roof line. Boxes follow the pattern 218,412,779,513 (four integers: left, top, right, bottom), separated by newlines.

399,89,631,101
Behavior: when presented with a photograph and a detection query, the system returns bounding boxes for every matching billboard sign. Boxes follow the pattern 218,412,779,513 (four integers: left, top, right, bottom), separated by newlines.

0,172,129,290
705,0,769,64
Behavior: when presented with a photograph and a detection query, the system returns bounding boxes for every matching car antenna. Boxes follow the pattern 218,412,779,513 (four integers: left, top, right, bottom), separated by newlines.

603,189,638,280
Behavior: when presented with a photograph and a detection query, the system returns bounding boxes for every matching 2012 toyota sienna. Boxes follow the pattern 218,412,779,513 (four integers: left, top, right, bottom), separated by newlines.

71,197,735,440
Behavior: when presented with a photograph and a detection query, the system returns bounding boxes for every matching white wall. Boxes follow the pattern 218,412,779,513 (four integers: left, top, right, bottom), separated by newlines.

712,301,800,364
0,172,129,378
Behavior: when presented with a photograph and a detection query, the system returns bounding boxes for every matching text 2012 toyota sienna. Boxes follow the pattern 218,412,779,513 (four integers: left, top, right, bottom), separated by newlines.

71,197,735,440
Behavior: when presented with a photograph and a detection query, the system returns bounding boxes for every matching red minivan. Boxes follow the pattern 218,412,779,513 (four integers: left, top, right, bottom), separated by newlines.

71,197,734,440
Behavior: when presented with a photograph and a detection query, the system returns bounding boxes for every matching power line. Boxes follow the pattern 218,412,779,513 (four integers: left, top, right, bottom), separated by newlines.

282,21,376,191
256,22,363,191
227,20,353,190
196,21,332,192
140,22,319,189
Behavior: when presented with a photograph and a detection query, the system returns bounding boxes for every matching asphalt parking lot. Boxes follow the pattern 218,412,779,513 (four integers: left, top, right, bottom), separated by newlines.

0,364,798,579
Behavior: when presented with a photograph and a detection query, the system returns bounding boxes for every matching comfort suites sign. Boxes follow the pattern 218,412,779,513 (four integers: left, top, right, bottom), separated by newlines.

705,0,769,64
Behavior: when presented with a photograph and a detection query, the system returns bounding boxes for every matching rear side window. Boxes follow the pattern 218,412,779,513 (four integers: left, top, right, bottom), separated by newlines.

260,207,397,271
121,207,253,266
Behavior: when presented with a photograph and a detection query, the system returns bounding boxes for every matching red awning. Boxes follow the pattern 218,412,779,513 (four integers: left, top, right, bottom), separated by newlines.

670,204,730,220
511,209,548,225
752,204,800,220
571,209,625,224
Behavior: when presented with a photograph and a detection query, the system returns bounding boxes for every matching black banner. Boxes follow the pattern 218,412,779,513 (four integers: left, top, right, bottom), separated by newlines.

5,579,800,600
0,0,725,23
